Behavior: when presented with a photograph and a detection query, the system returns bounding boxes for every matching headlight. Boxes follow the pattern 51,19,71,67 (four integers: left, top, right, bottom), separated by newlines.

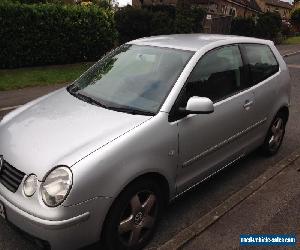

23,174,38,197
41,166,73,207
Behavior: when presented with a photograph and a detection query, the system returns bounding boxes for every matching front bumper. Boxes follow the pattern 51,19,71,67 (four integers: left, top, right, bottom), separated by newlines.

0,190,112,250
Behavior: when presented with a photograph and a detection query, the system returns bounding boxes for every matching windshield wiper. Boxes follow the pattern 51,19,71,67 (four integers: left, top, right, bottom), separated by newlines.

106,106,155,116
67,86,108,108
67,86,154,116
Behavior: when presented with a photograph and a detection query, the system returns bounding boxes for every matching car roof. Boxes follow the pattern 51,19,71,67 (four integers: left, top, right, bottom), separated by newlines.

128,34,272,52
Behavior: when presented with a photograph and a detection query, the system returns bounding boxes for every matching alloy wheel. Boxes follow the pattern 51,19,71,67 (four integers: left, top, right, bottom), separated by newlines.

268,117,284,152
118,191,158,247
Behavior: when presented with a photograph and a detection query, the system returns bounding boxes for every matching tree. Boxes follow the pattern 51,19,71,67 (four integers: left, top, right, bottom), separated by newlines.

291,9,300,31
175,4,205,33
20,0,46,3
150,11,175,35
230,17,256,37
115,6,152,43
256,12,282,41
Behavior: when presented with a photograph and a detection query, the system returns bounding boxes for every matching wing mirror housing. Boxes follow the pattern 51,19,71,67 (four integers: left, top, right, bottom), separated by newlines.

179,96,214,115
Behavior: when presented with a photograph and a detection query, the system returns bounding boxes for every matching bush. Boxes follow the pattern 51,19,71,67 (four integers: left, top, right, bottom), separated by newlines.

230,12,283,42
175,10,194,33
115,6,152,44
230,17,256,37
255,12,282,41
2,3,206,68
0,2,117,68
143,4,176,19
291,8,300,32
150,11,175,35
175,7,205,33
190,7,206,33
115,5,205,43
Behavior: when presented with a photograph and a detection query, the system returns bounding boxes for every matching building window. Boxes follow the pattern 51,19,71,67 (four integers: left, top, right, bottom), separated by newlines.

229,7,236,17
221,5,226,14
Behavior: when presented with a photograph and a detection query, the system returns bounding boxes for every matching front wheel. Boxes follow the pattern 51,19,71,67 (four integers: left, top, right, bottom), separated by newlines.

102,179,164,250
260,113,286,156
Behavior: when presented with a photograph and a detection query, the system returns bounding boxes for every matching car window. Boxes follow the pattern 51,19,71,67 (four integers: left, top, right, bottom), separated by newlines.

70,45,193,114
186,45,246,103
243,44,279,85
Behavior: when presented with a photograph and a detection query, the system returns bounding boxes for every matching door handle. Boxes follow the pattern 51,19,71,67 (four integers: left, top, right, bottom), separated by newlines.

243,100,253,110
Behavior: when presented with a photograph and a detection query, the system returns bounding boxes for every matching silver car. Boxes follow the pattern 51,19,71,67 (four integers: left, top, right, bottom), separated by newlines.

0,34,291,250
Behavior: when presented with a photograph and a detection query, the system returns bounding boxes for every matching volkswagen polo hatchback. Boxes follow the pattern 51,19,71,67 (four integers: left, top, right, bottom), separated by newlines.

0,34,291,250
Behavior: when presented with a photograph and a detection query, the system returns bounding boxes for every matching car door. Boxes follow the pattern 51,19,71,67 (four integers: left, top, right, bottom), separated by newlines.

171,45,259,193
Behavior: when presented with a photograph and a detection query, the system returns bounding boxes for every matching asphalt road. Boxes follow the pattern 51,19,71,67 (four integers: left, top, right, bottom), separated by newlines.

0,54,300,250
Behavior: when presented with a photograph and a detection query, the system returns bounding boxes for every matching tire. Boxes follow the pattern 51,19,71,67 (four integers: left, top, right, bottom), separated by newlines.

260,112,286,156
102,178,164,250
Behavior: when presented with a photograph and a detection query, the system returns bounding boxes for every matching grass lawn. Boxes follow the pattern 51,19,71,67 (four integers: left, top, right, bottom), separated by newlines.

0,62,93,91
282,36,300,45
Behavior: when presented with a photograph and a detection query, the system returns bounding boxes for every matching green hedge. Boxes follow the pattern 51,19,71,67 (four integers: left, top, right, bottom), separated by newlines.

230,12,282,42
256,12,282,41
175,7,205,33
291,8,300,32
115,5,205,44
230,17,256,37
0,2,117,68
1,3,206,69
115,7,152,44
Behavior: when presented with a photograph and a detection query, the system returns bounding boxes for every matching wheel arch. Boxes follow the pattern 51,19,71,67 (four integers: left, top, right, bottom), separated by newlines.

277,105,289,123
100,171,170,243
113,171,171,207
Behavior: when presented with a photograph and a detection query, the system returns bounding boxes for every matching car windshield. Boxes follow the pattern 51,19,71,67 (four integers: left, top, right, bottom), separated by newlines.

68,44,193,115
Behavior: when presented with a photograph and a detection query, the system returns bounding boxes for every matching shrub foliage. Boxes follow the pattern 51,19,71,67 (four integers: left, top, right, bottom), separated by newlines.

230,12,282,42
1,2,206,68
291,8,300,31
115,6,152,44
0,2,117,68
255,12,282,41
115,5,205,44
230,17,256,37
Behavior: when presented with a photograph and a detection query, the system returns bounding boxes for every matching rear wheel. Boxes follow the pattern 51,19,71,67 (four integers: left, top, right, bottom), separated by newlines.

102,179,164,250
261,112,286,156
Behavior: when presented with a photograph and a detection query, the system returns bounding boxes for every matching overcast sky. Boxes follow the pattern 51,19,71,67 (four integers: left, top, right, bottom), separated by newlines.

117,0,293,7
117,0,131,6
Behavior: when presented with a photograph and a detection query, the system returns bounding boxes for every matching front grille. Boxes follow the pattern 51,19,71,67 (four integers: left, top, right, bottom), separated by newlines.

0,160,25,193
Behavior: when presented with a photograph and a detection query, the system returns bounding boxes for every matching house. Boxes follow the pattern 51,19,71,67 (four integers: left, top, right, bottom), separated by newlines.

133,0,293,20
189,0,262,17
132,0,176,7
294,0,300,10
132,0,262,17
256,0,292,20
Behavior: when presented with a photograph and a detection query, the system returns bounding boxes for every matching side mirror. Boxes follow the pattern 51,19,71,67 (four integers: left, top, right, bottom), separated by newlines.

180,96,214,115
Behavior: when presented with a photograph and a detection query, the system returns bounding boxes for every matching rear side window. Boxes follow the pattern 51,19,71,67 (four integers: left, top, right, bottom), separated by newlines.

243,44,279,85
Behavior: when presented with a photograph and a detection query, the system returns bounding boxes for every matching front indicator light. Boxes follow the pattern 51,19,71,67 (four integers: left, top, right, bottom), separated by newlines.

23,174,38,197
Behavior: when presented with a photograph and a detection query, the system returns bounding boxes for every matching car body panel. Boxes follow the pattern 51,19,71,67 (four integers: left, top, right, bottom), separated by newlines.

0,190,112,250
65,111,178,206
249,44,291,136
175,88,259,192
0,89,151,180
